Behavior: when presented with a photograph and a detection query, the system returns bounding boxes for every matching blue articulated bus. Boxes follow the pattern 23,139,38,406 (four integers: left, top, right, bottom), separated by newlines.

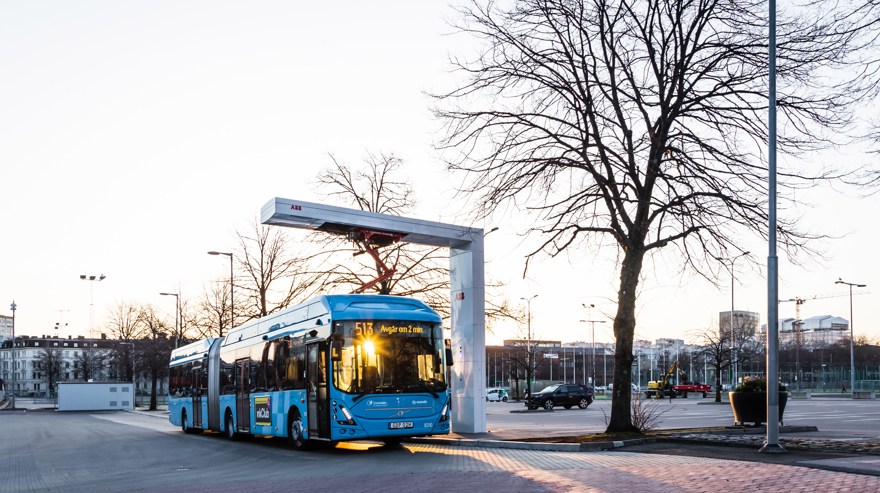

169,294,452,448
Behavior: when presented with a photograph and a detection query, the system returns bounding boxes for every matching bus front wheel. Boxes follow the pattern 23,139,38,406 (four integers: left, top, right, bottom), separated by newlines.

382,437,404,447
287,410,308,450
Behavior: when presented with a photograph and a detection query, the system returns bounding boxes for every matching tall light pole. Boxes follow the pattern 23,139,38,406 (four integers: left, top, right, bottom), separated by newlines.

580,318,606,388
160,292,180,348
726,251,749,387
208,251,234,336
80,274,106,341
761,0,783,454
9,300,16,410
836,278,866,396
520,294,538,396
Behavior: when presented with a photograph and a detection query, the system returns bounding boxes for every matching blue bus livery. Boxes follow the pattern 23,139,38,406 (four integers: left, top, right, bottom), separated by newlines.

168,294,452,448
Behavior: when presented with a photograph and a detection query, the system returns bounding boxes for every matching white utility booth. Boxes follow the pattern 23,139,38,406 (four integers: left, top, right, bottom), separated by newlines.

261,197,488,433
57,382,135,411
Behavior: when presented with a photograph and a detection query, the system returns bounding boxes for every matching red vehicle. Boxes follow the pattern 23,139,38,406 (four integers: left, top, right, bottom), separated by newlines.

672,383,711,398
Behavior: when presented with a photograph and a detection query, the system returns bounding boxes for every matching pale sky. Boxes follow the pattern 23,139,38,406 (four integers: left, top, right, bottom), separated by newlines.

2,1,877,348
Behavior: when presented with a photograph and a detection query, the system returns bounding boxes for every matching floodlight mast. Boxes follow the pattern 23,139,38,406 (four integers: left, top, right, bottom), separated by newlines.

261,197,488,434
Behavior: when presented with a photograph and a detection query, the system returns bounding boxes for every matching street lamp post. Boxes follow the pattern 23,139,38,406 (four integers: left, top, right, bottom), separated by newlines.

208,251,234,336
10,300,16,410
581,304,606,389
563,346,567,383
160,292,180,348
520,295,538,396
836,278,866,396
726,251,749,387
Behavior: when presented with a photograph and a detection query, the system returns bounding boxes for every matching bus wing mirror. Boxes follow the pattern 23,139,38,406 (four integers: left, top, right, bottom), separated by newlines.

444,339,454,366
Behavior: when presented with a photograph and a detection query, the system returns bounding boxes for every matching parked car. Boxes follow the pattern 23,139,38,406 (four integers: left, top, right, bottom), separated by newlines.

486,388,509,402
525,384,593,410
607,383,640,393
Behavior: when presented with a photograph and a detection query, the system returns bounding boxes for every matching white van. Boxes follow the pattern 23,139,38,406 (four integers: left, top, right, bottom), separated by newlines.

486,388,509,402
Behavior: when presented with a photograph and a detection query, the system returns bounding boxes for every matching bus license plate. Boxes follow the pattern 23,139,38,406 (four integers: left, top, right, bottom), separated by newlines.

389,421,413,429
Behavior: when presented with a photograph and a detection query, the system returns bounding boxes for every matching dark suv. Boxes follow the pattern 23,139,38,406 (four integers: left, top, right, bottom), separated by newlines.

525,384,594,410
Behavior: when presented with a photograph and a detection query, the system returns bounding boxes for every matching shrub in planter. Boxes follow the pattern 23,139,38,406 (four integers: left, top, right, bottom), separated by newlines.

729,376,788,426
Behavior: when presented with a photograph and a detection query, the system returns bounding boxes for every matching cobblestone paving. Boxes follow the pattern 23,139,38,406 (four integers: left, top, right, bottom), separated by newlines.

385,444,880,493
121,443,880,493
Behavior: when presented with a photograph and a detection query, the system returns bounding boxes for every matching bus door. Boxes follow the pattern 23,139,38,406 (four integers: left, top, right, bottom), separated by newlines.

191,366,203,429
306,343,330,439
235,358,251,432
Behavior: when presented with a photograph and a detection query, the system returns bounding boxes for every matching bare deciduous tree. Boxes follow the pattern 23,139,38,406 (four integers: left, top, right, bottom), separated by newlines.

74,347,107,383
236,218,322,320
435,0,880,432
105,302,142,341
137,304,173,411
35,348,63,397
195,280,233,338
314,153,520,324
698,327,732,403
313,153,452,310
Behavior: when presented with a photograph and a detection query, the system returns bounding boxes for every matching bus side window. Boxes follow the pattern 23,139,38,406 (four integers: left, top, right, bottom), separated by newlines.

248,345,261,392
219,356,233,394
291,344,306,390
273,341,285,391
231,359,240,393
256,342,272,392
279,341,304,391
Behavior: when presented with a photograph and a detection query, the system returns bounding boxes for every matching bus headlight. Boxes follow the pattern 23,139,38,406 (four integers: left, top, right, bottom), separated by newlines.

439,402,450,422
336,405,357,426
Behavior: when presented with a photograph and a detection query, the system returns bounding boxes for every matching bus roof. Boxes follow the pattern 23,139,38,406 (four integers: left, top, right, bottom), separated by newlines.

322,294,441,322
170,338,219,364
221,294,441,347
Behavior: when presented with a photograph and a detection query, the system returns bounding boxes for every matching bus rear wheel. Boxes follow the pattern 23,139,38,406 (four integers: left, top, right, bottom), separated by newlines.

182,410,195,434
224,412,238,441
287,410,308,450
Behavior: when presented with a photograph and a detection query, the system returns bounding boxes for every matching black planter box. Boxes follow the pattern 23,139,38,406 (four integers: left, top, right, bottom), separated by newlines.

728,391,788,426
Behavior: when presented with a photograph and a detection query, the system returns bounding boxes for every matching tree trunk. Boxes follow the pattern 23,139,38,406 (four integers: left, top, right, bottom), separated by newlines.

605,249,644,433
149,370,159,411
714,367,723,403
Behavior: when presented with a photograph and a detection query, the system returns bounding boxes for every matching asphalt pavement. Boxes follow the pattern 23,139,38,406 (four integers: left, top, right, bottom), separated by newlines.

3,395,880,492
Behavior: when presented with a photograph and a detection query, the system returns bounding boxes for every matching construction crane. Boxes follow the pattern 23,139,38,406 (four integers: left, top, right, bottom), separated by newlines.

779,290,869,327
779,291,868,389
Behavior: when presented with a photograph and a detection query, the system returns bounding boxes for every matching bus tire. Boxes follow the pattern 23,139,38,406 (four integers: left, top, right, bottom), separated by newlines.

224,411,238,441
287,409,308,450
181,410,193,434
382,437,404,447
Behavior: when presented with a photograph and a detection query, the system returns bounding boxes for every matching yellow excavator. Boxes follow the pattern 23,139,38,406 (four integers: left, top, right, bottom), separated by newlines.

645,361,686,399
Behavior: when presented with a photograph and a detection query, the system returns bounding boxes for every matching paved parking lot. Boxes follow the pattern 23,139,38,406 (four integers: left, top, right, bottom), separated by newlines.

2,409,880,493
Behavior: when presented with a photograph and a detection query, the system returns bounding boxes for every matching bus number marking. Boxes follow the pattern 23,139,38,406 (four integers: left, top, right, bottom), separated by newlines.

354,322,374,336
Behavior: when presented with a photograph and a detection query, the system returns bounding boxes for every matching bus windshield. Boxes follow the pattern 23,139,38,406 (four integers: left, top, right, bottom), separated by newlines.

333,320,447,397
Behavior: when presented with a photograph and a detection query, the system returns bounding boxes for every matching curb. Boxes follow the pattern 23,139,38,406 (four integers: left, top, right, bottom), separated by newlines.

409,426,821,453
409,435,659,452
408,437,584,451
